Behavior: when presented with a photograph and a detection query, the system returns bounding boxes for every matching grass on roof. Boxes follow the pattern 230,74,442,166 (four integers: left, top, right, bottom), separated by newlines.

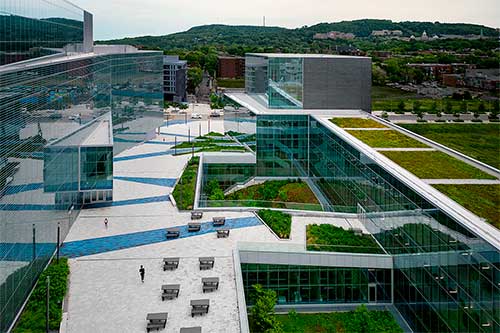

381,151,497,179
330,117,387,128
401,123,500,169
433,184,500,229
347,130,428,148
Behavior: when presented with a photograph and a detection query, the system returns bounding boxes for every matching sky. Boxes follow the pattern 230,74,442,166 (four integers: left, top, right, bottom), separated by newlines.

74,0,500,40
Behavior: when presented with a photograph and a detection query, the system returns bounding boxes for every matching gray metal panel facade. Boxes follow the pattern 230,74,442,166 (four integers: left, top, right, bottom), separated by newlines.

303,57,371,111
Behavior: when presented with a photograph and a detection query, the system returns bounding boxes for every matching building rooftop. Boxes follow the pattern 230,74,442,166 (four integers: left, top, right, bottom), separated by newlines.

246,53,371,59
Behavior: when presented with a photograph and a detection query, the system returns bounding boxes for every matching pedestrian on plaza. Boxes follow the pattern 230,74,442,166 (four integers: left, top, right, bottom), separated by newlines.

139,265,145,283
104,218,108,228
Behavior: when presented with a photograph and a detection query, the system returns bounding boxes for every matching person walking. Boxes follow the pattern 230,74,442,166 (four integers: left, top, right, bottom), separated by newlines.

104,218,108,228
139,265,145,283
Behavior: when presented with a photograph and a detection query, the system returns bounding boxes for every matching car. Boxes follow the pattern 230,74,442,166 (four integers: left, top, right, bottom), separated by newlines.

210,111,221,117
191,113,202,119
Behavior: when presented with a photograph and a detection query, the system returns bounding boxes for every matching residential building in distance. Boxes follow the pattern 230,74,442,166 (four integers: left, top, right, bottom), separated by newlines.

163,55,187,103
371,29,403,37
313,31,356,40
217,56,245,78
465,68,500,91
0,1,163,331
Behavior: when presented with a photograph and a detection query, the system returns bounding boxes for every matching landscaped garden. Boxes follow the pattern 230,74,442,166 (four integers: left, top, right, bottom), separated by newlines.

400,123,500,169
224,179,322,211
433,184,500,229
172,156,199,210
248,283,402,333
257,209,292,239
172,132,247,154
347,130,428,148
13,258,70,333
330,117,387,129
306,224,384,254
381,151,496,179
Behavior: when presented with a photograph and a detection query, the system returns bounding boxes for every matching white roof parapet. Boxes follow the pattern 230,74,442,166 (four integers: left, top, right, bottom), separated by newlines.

202,152,256,164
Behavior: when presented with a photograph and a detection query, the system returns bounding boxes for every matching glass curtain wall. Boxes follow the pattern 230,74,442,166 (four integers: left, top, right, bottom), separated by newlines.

267,57,303,109
242,263,391,305
0,0,84,66
0,49,162,333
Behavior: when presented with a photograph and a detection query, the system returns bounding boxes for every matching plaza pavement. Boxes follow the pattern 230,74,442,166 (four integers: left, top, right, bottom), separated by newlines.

62,118,364,333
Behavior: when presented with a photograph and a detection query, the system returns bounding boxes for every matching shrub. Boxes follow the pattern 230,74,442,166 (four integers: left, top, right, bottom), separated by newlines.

13,258,70,332
397,100,405,112
172,157,199,210
258,210,292,239
249,284,283,333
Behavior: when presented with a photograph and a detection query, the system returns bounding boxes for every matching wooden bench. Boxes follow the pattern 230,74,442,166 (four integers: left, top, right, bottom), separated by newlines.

163,257,179,271
166,228,180,239
161,284,180,301
199,257,214,270
217,229,230,238
212,217,225,226
191,211,203,220
190,299,209,317
202,277,219,293
146,312,168,332
188,223,201,232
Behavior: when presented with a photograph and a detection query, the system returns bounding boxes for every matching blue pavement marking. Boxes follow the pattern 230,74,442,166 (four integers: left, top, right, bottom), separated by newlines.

0,242,55,261
60,216,261,258
3,183,44,195
113,148,197,162
160,131,191,138
114,176,177,187
117,132,148,135
162,120,193,127
83,195,170,209
1,203,56,211
144,140,177,145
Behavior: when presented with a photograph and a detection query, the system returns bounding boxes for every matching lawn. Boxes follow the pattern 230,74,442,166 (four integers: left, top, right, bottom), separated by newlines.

330,117,387,128
381,151,496,179
371,85,416,100
433,184,500,229
274,306,403,333
173,132,247,153
401,123,500,169
347,130,429,148
13,258,69,333
257,209,292,239
217,78,245,88
306,224,384,254
172,156,199,210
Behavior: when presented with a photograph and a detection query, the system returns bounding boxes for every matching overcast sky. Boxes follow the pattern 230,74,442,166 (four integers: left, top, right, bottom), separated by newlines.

73,0,500,40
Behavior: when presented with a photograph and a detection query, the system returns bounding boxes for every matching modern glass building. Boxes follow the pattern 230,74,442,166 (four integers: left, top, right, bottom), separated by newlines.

245,53,371,111
0,1,163,331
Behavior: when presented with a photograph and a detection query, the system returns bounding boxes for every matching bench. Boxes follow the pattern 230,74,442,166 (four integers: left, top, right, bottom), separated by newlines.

199,257,214,270
212,217,225,226
190,299,209,317
191,211,203,220
163,258,179,271
217,229,230,238
202,277,219,293
146,312,168,332
161,284,180,300
188,223,201,232
180,327,202,333
166,228,180,239
147,322,165,332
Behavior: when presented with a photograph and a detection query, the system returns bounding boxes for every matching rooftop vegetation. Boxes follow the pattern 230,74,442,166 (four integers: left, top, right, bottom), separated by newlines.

257,209,292,239
381,151,496,179
401,123,500,169
347,130,428,148
306,224,384,254
330,117,387,128
172,156,199,210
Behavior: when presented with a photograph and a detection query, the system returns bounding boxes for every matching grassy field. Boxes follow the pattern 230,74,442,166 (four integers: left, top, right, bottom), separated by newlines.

275,307,403,333
401,123,500,169
216,78,245,88
347,130,429,148
433,184,500,229
330,117,387,128
306,224,384,254
371,86,416,100
381,151,496,179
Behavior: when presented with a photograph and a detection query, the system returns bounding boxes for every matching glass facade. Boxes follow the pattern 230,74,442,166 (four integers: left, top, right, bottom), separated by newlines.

0,0,85,66
245,55,303,109
242,263,391,305
0,2,163,330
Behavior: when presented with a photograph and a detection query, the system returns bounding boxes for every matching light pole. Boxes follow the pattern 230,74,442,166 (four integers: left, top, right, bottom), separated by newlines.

46,275,50,333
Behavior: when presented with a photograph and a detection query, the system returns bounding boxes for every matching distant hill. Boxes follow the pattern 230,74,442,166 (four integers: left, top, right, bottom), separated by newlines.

100,19,499,53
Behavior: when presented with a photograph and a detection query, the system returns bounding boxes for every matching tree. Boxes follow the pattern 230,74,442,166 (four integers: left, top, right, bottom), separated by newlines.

413,100,422,114
371,64,387,86
381,111,389,120
444,100,453,114
430,100,438,113
478,101,486,113
416,110,424,121
397,100,406,113
187,67,203,93
250,284,283,333
345,305,373,333
460,100,468,113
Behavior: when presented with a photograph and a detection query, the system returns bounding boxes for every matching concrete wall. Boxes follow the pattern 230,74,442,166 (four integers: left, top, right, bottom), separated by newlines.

83,11,93,53
303,57,372,112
